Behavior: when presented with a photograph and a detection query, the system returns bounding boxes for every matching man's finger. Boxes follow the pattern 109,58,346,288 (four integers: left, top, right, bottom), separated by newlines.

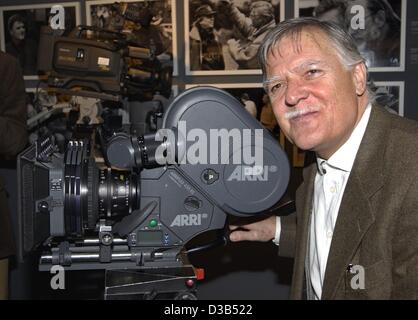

229,230,247,242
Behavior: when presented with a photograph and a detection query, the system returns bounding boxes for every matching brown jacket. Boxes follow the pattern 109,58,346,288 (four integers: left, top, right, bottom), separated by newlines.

280,106,418,299
0,52,27,259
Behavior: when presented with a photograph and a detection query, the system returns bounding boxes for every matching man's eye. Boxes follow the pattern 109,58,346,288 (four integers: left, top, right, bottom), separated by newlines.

306,69,322,77
270,82,282,94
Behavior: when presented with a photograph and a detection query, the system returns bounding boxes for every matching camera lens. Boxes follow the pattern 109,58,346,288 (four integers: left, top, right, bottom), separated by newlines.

98,168,140,220
63,141,140,237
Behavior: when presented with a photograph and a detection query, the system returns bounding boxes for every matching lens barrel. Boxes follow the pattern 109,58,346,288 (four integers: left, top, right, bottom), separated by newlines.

63,140,140,237
98,168,140,220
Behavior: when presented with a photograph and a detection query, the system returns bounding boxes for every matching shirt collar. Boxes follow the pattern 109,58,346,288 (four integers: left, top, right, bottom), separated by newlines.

316,103,372,174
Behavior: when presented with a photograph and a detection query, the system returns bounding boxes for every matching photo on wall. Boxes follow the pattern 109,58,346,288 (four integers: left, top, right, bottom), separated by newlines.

370,81,404,116
295,0,406,71
185,0,284,75
185,83,266,119
86,0,178,76
25,87,76,152
0,2,81,79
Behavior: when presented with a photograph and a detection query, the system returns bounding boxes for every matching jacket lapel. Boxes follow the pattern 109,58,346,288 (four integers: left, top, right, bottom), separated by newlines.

321,106,390,299
290,163,316,299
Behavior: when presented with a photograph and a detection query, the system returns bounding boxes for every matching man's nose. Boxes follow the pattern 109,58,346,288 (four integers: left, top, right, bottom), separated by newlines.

284,79,309,107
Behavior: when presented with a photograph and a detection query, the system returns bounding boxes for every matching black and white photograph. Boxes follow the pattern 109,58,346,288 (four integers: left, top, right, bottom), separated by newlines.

371,81,404,116
86,0,178,76
186,83,267,119
295,0,406,71
0,2,81,79
185,0,284,75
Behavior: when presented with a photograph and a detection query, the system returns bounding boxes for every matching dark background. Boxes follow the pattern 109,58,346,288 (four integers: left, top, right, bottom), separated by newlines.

0,0,417,300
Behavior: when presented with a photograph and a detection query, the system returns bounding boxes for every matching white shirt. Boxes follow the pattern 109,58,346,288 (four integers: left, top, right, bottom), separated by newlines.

274,104,372,299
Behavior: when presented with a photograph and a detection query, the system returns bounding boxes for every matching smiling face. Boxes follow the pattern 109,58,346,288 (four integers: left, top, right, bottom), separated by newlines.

265,28,368,159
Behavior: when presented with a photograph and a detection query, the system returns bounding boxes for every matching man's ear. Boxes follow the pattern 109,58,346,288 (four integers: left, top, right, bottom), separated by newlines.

352,62,367,96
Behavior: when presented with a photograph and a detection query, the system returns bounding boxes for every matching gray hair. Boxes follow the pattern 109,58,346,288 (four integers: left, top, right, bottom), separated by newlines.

258,17,373,99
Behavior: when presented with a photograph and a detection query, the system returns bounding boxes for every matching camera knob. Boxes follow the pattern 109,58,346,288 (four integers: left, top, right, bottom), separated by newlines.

184,196,202,212
38,201,49,213
106,134,136,170
201,168,219,185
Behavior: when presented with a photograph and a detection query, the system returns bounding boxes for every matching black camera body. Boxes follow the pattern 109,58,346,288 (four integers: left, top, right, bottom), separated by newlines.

19,19,290,299
37,25,172,101
18,87,290,272
18,137,227,270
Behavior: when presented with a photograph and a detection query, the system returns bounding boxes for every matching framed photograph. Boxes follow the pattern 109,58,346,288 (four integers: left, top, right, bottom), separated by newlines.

86,0,178,76
0,2,81,80
294,0,406,72
25,86,74,131
185,83,266,117
371,81,404,116
185,0,285,75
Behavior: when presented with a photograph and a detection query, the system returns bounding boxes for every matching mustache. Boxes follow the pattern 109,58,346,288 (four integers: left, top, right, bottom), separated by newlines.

284,106,320,120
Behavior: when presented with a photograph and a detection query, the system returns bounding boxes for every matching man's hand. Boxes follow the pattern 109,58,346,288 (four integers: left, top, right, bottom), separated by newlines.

229,215,276,242
227,38,239,46
227,38,242,58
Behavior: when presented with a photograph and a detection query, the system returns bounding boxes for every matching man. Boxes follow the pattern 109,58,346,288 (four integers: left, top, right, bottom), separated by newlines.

0,52,28,299
190,4,225,70
225,0,276,69
5,14,38,75
345,0,401,67
230,18,418,299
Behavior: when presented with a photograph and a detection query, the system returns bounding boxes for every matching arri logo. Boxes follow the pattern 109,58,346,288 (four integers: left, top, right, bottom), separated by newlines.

227,165,276,181
170,213,207,227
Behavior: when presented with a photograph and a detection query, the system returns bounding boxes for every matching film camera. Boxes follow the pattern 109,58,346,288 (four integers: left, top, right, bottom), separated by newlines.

18,22,290,300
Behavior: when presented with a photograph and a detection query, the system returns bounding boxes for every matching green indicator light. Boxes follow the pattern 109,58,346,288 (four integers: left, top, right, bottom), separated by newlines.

149,219,158,228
